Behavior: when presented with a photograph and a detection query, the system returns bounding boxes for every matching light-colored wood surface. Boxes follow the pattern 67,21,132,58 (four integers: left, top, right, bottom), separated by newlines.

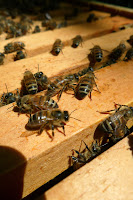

0,9,133,199
45,133,133,200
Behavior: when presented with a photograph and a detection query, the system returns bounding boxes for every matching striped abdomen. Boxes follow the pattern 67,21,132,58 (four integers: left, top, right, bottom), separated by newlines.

32,95,58,109
75,72,95,100
24,71,38,94
51,39,62,55
91,45,103,62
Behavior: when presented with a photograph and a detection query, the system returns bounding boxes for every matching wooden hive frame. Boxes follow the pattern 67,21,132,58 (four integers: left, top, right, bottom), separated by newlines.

0,1,133,199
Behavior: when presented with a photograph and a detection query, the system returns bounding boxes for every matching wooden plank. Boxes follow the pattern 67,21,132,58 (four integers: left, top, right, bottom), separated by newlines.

45,133,133,200
0,27,133,95
0,60,133,198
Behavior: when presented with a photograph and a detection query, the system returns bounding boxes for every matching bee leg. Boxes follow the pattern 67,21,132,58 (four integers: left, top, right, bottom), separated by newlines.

81,140,93,154
61,122,66,136
51,124,55,137
57,84,67,101
88,92,92,100
94,82,101,93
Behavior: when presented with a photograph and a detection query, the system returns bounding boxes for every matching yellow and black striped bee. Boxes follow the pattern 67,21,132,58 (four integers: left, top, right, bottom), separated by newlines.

32,25,41,33
74,69,100,100
46,73,79,100
23,70,38,94
34,71,50,91
97,103,133,143
16,94,58,114
123,48,133,61
51,39,63,56
25,109,69,140
71,35,83,48
88,45,103,66
4,41,25,54
127,35,133,47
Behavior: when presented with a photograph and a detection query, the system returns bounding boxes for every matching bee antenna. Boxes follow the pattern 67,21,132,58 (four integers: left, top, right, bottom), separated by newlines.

70,116,81,122
5,83,8,93
70,109,77,116
7,104,15,110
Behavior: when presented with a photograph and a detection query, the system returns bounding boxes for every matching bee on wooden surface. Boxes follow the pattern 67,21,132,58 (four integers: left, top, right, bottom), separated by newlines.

14,50,27,61
86,13,98,23
0,53,5,65
32,25,41,33
25,109,70,139
51,39,63,56
123,48,133,61
56,21,67,29
16,94,58,114
23,70,38,94
34,71,50,91
97,103,133,143
127,35,133,47
46,73,79,100
42,20,57,30
0,84,16,106
74,69,100,100
4,41,25,54
88,45,103,66
72,140,105,169
71,35,83,48
108,42,126,63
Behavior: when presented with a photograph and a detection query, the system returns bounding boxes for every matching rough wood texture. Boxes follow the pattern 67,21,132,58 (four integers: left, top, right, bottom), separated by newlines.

0,9,133,199
45,133,133,200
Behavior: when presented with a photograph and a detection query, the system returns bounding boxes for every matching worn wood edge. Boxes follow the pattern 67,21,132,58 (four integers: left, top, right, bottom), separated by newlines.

45,132,133,200
0,61,133,197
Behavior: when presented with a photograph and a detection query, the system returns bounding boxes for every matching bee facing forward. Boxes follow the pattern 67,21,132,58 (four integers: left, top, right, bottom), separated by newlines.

34,71,50,91
97,103,133,143
14,50,26,61
23,70,38,94
51,39,63,56
16,94,58,114
4,41,25,54
74,69,100,100
71,35,83,48
26,109,70,140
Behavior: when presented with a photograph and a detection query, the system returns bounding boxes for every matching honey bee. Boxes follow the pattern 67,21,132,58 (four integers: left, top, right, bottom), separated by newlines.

51,39,63,56
46,73,79,100
23,70,38,94
34,71,50,91
71,35,83,48
0,53,5,65
88,45,103,66
16,94,58,114
123,48,133,61
32,25,41,33
74,69,100,100
127,35,133,47
57,21,67,29
42,20,57,30
0,84,16,106
4,41,25,54
26,109,69,139
72,140,105,169
14,50,27,61
97,103,133,143
108,42,126,63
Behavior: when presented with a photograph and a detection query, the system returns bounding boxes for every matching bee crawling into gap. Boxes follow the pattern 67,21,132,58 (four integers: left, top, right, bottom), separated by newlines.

97,103,133,143
51,39,63,56
72,140,106,169
71,35,83,48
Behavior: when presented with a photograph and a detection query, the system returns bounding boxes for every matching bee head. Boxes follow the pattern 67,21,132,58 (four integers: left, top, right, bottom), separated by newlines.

35,71,43,79
16,98,22,107
64,111,69,121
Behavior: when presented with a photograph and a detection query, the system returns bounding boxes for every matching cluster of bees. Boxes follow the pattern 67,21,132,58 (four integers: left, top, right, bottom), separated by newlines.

0,10,133,168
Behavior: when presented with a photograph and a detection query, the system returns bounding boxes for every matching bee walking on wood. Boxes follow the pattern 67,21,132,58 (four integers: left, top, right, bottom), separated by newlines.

16,94,58,114
4,41,25,54
71,35,83,48
25,109,70,140
51,39,63,56
32,25,41,33
23,70,38,94
46,73,79,100
0,84,16,106
127,35,133,47
0,52,5,65
14,50,26,61
123,48,133,61
97,103,133,143
74,69,100,100
88,45,103,67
